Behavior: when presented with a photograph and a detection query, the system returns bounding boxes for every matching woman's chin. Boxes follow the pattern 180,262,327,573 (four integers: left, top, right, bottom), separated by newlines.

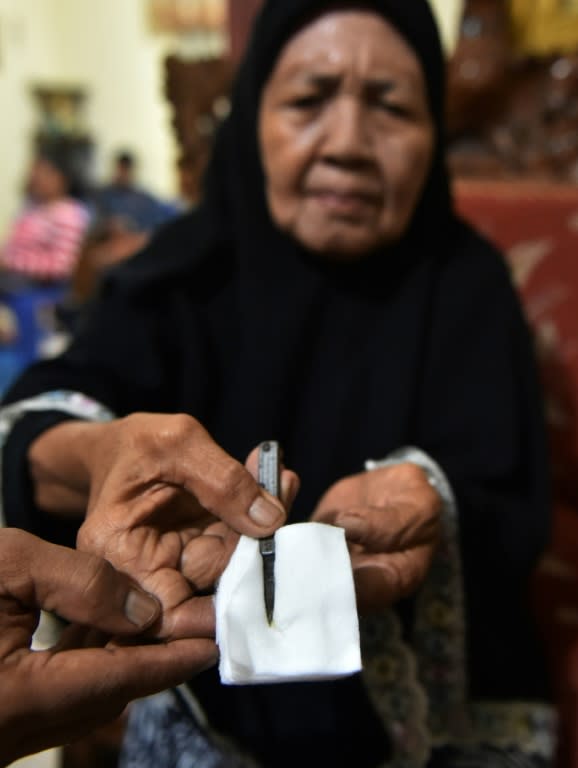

295,225,391,262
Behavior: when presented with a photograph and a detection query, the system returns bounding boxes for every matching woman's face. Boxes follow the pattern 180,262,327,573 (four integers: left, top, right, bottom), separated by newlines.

27,158,68,203
259,9,435,259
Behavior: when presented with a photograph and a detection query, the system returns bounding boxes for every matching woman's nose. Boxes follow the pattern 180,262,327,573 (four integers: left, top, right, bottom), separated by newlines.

320,97,373,167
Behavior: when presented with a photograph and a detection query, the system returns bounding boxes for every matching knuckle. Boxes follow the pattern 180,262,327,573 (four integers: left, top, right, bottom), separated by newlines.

399,463,426,484
118,412,143,433
163,413,202,442
336,476,354,493
427,485,443,513
324,475,352,502
80,555,117,609
76,519,102,552
122,412,203,445
0,527,30,557
210,459,252,505
420,480,442,516
0,529,35,582
415,494,441,536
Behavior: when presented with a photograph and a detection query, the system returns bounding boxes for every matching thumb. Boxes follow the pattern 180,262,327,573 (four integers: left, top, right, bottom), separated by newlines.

1,529,160,634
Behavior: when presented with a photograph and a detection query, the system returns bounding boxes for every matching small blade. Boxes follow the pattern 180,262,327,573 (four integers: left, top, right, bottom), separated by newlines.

259,535,275,625
258,441,280,625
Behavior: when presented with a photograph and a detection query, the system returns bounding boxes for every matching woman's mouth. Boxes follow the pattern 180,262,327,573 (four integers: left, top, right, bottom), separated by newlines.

307,190,380,218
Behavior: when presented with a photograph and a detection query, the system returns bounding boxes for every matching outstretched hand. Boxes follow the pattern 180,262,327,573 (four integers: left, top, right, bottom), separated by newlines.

0,529,218,767
313,463,441,613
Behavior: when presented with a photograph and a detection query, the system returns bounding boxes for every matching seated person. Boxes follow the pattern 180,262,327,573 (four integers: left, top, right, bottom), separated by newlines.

69,150,179,307
0,144,91,392
0,1,553,766
0,144,90,286
91,149,178,235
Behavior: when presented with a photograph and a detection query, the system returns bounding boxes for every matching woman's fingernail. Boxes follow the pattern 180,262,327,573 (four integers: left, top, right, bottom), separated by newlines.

249,496,283,527
124,589,160,628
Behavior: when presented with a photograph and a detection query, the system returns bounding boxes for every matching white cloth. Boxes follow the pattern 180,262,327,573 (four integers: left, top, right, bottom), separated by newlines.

216,521,361,685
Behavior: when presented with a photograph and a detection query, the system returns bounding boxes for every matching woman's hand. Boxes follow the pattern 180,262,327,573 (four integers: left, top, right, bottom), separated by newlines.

312,463,442,613
0,529,218,767
31,414,295,639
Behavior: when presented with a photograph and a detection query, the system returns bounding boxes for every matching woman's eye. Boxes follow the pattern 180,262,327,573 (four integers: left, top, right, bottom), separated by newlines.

379,101,410,118
289,94,324,109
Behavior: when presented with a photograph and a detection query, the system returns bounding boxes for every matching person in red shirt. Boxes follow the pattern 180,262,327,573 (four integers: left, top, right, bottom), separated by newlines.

1,146,90,284
0,145,91,392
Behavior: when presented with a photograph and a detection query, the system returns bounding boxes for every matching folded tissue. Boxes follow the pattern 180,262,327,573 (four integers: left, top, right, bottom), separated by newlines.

216,521,361,684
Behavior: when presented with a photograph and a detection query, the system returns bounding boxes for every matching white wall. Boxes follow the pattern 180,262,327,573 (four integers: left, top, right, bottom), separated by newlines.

47,0,179,193
0,0,54,236
430,0,464,56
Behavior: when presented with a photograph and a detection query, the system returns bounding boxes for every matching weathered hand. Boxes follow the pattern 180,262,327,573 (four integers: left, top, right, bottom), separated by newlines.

313,463,441,613
0,529,217,767
77,415,292,638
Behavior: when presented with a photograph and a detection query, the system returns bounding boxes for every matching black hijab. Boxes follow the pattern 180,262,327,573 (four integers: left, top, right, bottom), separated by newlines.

3,0,550,764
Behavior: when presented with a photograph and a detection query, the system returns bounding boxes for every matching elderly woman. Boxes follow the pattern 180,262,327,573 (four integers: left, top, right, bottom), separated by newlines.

0,1,552,767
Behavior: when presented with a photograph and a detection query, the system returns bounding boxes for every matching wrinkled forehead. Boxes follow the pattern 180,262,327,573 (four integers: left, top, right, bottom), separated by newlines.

268,9,424,88
247,0,443,123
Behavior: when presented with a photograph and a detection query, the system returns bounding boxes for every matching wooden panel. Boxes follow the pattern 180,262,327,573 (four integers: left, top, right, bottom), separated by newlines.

164,55,233,203
227,0,263,62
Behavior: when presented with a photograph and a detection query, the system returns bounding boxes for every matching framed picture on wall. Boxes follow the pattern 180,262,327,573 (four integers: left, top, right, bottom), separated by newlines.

31,85,90,141
30,85,94,189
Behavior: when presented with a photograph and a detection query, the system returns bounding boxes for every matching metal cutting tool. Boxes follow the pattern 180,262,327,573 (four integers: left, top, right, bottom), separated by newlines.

258,440,280,625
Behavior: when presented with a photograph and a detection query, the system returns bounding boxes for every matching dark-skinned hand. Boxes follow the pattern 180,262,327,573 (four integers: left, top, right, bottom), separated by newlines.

313,463,441,613
0,528,218,767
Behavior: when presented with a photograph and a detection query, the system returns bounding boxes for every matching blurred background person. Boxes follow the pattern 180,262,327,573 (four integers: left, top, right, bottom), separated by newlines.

66,149,179,313
0,143,90,286
0,142,91,396
91,148,178,236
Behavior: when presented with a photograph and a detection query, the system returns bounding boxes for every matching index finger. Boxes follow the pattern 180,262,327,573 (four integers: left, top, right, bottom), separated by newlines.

10,637,218,757
332,502,440,553
151,416,288,537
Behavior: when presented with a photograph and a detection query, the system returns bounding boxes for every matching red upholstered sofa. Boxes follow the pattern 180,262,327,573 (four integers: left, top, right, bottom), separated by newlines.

454,179,578,768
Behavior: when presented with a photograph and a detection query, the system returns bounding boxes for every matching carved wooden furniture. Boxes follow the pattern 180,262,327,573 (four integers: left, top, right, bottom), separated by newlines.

164,54,233,204
447,0,578,182
227,0,263,62
161,0,264,203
